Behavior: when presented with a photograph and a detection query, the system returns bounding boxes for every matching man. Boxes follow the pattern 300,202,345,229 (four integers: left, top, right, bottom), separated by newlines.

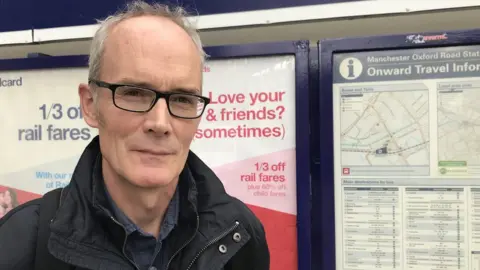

0,1,270,269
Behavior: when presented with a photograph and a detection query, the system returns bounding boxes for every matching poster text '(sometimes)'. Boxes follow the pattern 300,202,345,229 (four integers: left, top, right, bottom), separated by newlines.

196,90,288,140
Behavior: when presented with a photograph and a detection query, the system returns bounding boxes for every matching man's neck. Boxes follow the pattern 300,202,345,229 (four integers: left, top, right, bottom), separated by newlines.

101,158,178,237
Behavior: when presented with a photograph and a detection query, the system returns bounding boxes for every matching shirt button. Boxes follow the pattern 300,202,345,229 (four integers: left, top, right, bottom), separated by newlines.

148,267,157,270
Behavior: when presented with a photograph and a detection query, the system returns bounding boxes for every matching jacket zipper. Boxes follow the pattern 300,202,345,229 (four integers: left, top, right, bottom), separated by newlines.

185,221,240,270
105,211,140,270
164,213,200,270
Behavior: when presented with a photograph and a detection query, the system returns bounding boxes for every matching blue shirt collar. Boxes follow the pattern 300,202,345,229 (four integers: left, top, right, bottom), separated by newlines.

95,158,180,240
105,185,180,240
105,185,180,241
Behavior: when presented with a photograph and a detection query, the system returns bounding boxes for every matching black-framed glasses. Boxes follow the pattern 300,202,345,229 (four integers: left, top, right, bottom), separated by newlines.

89,79,210,119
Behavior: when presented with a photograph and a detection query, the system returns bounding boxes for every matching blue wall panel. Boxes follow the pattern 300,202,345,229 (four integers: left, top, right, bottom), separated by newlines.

0,0,357,32
0,0,33,32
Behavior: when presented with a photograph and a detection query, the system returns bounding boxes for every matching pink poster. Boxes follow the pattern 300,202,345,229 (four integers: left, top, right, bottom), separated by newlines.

192,55,298,269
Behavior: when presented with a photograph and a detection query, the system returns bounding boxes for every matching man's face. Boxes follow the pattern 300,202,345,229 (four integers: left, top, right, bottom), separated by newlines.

79,16,203,189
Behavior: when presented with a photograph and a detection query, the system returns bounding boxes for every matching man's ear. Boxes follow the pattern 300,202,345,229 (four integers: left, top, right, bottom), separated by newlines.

78,83,99,128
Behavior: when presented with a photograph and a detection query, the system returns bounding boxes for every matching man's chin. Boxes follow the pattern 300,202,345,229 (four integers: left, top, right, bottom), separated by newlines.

127,167,177,188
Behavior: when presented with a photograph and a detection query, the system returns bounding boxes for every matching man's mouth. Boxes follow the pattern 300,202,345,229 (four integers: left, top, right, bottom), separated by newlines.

135,149,175,156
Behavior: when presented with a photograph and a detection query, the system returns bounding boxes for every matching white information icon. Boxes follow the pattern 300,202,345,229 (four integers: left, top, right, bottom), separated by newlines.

339,57,363,80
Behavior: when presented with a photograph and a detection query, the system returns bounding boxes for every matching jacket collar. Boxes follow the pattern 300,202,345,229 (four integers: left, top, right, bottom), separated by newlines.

53,136,203,227
49,136,234,254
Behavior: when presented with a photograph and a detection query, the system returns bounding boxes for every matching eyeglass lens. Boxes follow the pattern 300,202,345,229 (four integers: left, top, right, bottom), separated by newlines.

114,86,205,118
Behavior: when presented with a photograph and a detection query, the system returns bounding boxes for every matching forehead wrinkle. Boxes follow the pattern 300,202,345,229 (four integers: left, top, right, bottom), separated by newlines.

110,16,195,52
100,16,202,93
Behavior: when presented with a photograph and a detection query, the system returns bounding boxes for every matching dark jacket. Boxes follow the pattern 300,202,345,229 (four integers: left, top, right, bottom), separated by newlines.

0,137,270,270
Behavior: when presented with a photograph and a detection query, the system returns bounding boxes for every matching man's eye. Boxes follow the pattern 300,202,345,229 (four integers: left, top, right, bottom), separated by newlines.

119,88,149,97
123,89,142,96
172,95,194,104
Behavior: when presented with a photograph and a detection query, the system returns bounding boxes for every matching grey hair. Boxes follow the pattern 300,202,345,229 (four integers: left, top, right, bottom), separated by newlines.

88,0,207,81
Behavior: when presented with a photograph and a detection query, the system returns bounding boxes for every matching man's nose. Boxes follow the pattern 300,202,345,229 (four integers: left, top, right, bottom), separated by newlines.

143,98,172,135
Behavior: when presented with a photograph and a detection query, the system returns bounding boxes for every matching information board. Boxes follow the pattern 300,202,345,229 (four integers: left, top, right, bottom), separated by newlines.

0,41,311,270
326,38,480,270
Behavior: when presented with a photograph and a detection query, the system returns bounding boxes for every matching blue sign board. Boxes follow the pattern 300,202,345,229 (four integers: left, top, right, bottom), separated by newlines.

315,28,480,270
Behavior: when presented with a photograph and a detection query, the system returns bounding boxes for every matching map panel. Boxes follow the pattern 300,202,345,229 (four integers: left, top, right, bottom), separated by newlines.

340,83,430,176
438,80,480,175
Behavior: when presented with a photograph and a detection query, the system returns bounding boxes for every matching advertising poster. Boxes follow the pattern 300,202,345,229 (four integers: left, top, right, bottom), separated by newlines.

0,55,297,269
332,44,480,270
0,67,97,207
192,55,297,270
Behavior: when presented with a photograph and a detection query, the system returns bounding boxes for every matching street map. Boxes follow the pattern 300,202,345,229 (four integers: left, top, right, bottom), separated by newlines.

438,81,480,173
340,86,430,167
